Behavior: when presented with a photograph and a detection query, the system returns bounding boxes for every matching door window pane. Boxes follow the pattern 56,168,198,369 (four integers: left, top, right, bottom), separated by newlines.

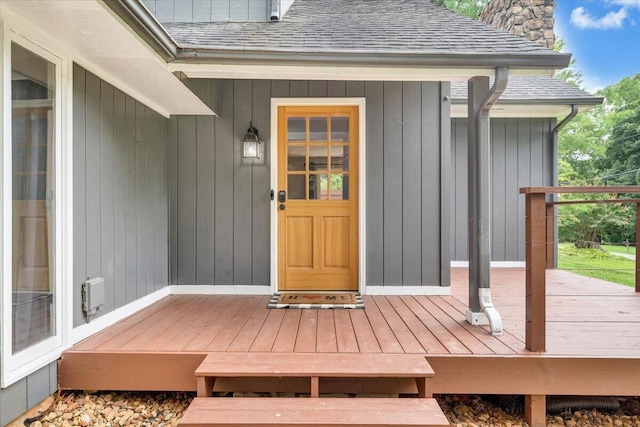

329,174,349,200
287,117,306,142
310,174,328,200
329,145,349,172
11,43,56,354
309,117,327,141
331,117,349,142
288,174,306,200
287,145,306,171
308,145,328,171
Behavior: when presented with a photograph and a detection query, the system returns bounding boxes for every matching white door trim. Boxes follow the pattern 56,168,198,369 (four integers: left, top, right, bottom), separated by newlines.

270,98,366,294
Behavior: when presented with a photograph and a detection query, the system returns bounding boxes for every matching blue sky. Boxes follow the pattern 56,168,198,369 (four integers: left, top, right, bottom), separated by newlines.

554,0,640,92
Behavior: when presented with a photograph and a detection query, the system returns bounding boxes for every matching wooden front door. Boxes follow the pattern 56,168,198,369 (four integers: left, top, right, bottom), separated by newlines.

277,105,359,291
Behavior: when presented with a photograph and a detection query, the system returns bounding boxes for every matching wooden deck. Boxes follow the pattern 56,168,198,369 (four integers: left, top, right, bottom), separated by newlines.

60,268,640,398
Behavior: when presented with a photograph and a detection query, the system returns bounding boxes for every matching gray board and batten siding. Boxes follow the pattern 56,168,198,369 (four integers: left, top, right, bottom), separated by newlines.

0,362,57,425
73,64,170,328
450,117,555,262
169,79,451,289
141,0,273,22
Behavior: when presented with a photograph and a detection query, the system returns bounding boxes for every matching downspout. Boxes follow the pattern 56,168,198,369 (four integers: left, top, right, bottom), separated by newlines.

474,66,509,336
550,104,579,267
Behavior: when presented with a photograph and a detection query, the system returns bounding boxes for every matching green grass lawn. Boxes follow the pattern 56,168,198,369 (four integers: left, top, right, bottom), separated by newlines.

600,243,636,256
558,243,636,288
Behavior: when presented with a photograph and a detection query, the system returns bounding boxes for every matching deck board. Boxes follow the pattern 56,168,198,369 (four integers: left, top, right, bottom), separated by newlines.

372,297,425,353
334,310,360,353
183,296,246,351
227,296,272,352
361,296,405,353
272,309,301,352
350,309,382,353
167,295,235,351
316,310,338,353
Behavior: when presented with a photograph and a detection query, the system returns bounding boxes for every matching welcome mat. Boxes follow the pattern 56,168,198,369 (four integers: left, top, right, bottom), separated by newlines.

268,293,364,309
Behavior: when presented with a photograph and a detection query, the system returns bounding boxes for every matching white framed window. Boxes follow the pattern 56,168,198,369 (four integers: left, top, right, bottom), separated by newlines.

1,22,70,387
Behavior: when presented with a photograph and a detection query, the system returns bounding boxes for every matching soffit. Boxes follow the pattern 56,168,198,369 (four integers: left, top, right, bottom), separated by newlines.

1,0,213,117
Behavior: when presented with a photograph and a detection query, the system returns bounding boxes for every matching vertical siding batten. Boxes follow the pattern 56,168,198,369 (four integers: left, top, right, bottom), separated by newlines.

196,113,216,285
125,95,139,299
177,116,197,286
233,80,254,285
214,80,235,285
100,81,115,313
72,65,87,327
251,79,272,285
439,82,451,287
364,81,384,286
113,89,127,308
382,81,403,287
401,81,422,286
168,116,178,285
421,82,443,285
85,72,102,283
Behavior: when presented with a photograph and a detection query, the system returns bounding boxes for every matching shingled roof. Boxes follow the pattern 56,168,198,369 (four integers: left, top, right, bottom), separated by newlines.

158,0,570,69
451,75,603,105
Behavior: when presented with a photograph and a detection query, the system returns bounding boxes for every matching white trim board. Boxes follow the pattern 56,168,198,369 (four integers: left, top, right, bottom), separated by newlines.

269,98,367,294
170,285,273,295
176,63,554,82
365,286,451,296
71,287,170,345
450,261,526,268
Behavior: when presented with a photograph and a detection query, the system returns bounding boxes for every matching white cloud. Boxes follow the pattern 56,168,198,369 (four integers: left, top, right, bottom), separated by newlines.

610,0,640,9
581,74,606,94
570,6,628,29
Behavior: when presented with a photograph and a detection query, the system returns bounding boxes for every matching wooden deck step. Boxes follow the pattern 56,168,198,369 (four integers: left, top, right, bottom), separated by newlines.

178,397,450,427
196,352,435,398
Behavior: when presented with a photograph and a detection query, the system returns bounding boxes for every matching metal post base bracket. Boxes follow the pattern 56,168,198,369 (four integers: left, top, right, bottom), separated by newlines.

466,288,504,336
466,310,489,326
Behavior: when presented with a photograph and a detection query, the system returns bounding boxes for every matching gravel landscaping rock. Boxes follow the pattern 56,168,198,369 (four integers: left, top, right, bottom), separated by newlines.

18,391,640,427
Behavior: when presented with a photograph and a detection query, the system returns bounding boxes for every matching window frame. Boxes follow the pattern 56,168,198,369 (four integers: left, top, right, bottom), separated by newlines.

1,21,70,388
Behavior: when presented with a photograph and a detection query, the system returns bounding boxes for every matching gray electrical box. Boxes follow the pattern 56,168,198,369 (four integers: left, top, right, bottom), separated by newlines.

82,277,105,321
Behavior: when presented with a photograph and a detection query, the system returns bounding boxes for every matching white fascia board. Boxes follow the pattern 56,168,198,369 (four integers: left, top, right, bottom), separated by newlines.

172,63,556,83
451,103,597,118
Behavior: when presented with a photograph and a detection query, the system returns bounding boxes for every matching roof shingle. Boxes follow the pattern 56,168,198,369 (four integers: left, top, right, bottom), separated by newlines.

163,0,565,60
451,76,602,104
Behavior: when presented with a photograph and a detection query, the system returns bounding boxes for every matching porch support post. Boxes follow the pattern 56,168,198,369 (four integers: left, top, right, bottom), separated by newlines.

525,394,547,427
466,76,489,318
466,68,508,335
636,202,639,292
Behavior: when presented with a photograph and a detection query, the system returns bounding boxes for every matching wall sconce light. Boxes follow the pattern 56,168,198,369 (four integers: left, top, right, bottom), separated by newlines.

243,122,261,159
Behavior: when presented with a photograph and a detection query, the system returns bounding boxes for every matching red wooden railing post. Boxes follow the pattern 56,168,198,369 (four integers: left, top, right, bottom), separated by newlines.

546,203,555,269
525,192,547,352
636,202,639,293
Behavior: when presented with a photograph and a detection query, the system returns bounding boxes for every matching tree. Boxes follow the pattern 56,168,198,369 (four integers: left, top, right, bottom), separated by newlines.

557,74,640,244
554,39,583,88
430,0,488,19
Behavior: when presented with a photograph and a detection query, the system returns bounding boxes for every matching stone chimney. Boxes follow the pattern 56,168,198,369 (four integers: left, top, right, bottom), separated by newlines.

480,0,555,49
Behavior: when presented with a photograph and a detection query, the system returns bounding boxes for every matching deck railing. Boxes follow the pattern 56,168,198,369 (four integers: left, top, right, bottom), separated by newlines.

520,186,640,352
